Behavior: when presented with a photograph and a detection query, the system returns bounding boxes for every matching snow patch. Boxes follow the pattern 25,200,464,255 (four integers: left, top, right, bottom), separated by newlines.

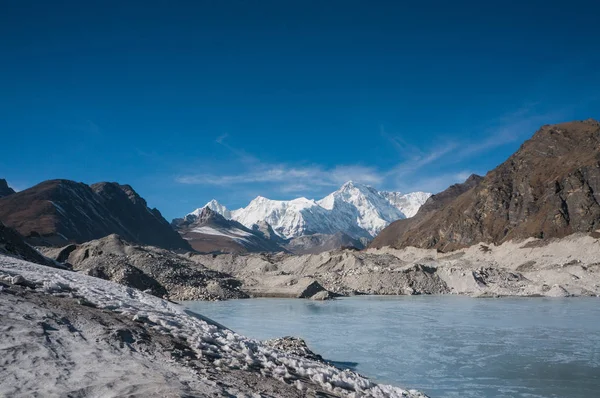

0,256,426,398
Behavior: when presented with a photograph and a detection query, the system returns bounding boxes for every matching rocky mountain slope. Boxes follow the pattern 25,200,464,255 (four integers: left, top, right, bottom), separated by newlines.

370,174,484,248
40,234,247,301
183,181,430,241
0,179,15,198
172,207,286,254
0,179,190,250
371,119,600,251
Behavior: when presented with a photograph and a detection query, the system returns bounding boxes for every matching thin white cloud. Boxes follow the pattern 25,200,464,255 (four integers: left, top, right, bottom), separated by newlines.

215,133,228,144
177,104,572,198
380,126,424,159
395,171,476,195
176,164,383,191
386,144,458,179
454,104,570,160
214,133,258,164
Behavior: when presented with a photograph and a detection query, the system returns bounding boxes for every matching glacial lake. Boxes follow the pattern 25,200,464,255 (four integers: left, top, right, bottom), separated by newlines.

185,296,600,398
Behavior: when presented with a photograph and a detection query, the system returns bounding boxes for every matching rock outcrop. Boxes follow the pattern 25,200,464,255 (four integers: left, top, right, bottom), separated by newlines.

54,234,247,301
371,119,600,251
0,179,190,250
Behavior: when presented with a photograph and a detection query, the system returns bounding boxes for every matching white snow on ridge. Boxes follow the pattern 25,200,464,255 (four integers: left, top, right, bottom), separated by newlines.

190,226,253,242
0,256,426,398
231,196,321,239
191,199,232,219
185,182,431,240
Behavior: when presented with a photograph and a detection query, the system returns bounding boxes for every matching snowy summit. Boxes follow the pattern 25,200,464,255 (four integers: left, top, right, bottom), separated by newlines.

184,182,431,240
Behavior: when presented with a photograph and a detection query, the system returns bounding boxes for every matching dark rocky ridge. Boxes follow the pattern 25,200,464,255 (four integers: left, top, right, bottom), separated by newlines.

0,179,15,198
371,119,600,251
173,207,286,253
0,179,190,250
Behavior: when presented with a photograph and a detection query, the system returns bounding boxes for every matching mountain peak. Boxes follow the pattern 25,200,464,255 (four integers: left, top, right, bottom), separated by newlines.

196,206,223,223
181,182,431,241
250,195,269,203
339,180,371,191
188,199,231,219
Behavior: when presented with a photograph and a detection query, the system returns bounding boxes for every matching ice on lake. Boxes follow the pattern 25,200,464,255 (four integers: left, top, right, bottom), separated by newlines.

186,295,600,398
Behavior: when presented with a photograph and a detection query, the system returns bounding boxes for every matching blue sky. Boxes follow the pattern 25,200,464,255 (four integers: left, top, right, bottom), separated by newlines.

1,0,599,220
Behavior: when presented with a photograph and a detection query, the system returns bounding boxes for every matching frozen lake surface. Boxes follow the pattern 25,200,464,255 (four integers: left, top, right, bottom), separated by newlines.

185,296,600,398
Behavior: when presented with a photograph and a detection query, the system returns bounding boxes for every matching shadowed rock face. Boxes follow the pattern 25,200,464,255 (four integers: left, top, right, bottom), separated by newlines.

0,179,190,250
0,179,15,198
371,119,600,251
173,207,286,254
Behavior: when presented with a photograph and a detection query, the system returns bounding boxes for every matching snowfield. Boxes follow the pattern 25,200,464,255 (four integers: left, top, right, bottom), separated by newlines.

185,181,431,240
191,225,254,241
0,255,427,398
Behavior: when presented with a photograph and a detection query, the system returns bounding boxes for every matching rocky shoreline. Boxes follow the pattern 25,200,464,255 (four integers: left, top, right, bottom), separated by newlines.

19,225,600,301
0,255,427,398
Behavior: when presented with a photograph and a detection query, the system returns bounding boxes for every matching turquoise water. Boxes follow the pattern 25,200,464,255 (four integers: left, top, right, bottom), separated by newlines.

185,296,600,398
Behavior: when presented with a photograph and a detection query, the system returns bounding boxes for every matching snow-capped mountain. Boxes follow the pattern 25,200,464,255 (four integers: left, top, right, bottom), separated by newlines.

190,199,232,219
181,182,431,241
317,181,406,238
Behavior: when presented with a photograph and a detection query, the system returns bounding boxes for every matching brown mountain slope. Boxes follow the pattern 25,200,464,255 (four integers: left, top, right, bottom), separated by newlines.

370,174,483,249
0,179,190,250
370,119,600,251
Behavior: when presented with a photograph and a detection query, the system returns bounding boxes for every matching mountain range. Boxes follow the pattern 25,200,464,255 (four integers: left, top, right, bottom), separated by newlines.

180,181,431,242
0,179,190,250
2,118,599,258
